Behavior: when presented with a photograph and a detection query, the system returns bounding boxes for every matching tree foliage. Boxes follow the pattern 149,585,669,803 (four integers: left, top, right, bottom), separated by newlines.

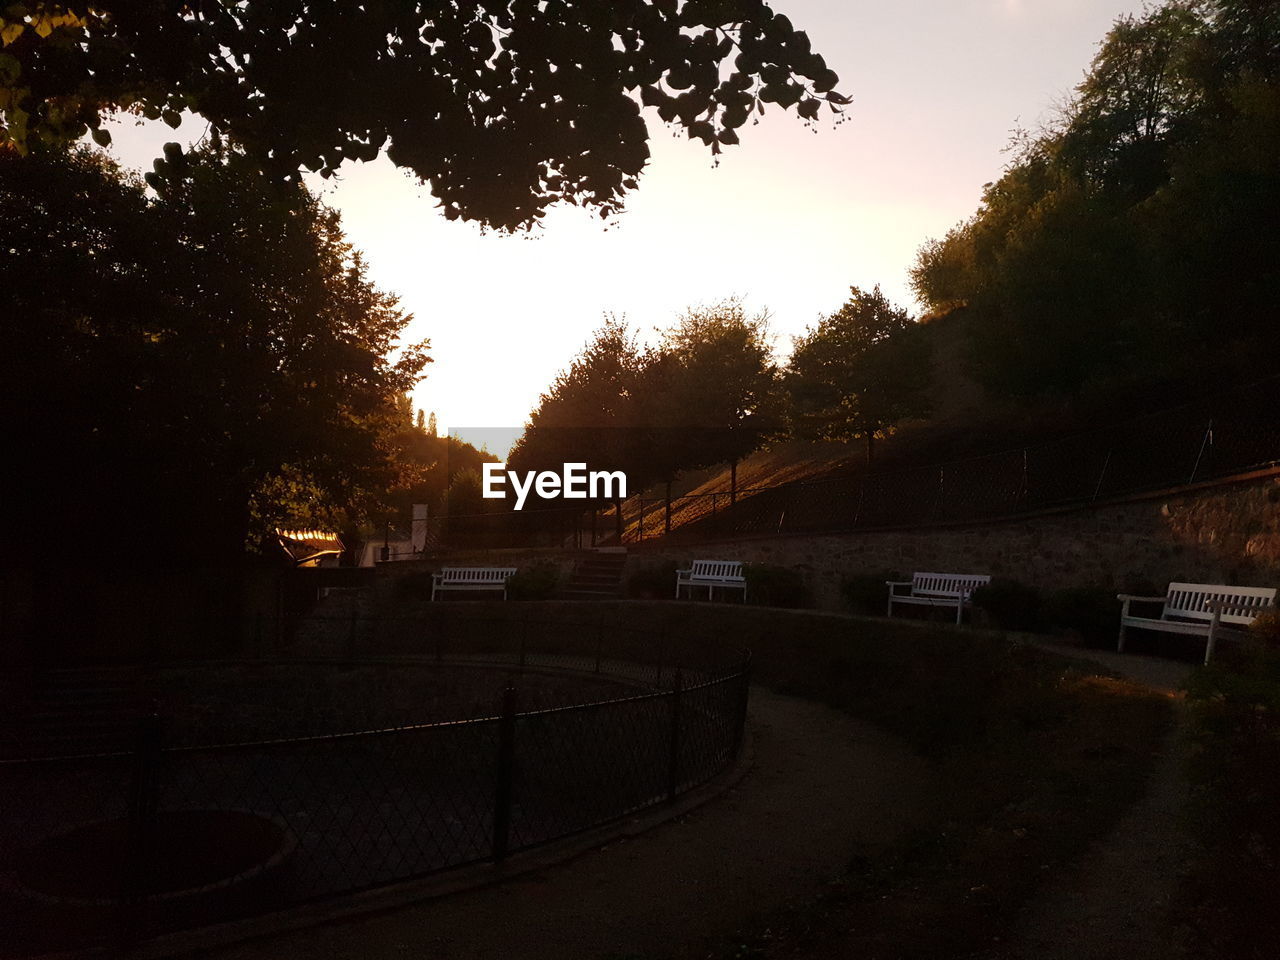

512,299,780,501
786,285,932,462
0,146,429,566
910,0,1280,399
0,0,848,231
656,297,783,473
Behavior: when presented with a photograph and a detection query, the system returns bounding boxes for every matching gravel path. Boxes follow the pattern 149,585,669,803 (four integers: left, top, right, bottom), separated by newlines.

181,688,937,960
991,643,1197,960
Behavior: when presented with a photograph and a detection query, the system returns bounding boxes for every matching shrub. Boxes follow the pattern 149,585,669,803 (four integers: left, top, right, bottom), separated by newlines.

971,578,1044,632
841,570,904,615
1043,586,1120,647
392,572,435,601
626,559,680,599
506,562,561,601
744,563,809,609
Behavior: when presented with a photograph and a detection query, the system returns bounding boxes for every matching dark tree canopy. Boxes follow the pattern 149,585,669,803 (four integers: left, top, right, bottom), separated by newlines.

786,285,932,462
509,314,648,500
0,146,429,568
909,0,1280,400
0,1,848,230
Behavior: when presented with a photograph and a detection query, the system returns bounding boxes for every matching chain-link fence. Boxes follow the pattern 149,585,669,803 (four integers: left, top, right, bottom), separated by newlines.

624,375,1280,543
0,617,750,956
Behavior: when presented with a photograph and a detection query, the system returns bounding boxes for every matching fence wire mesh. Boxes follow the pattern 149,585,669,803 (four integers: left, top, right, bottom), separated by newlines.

625,375,1280,543
0,617,750,956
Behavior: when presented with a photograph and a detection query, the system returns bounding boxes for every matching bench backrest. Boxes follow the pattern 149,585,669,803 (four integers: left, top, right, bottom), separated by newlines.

1162,582,1276,625
911,572,991,599
690,560,745,582
439,567,517,584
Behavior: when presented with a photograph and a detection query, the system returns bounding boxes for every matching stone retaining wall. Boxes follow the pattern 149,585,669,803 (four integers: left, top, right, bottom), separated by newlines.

631,471,1280,610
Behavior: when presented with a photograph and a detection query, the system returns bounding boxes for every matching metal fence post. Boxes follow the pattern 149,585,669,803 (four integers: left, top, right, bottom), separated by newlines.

123,711,163,936
1092,450,1113,502
667,669,683,802
731,658,752,758
1020,447,1030,510
491,684,518,862
1189,418,1214,484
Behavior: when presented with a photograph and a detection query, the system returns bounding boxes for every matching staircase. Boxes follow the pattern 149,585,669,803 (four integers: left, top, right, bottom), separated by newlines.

560,551,628,601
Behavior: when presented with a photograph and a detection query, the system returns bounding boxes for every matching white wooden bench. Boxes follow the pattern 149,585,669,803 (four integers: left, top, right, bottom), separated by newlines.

886,572,991,625
431,567,518,601
1117,582,1276,664
676,560,747,602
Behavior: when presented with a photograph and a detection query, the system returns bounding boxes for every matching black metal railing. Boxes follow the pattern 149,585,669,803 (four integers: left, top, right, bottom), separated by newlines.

0,616,750,956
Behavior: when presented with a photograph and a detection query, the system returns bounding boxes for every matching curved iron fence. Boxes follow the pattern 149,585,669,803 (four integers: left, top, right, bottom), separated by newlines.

0,617,750,956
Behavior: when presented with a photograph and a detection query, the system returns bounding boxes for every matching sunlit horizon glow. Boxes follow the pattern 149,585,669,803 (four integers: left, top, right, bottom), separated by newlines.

101,1,1140,457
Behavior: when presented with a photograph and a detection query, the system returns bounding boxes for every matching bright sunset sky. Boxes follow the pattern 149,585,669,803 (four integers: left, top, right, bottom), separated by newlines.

104,1,1141,456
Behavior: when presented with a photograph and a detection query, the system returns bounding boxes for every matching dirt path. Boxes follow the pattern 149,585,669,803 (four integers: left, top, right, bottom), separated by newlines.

180,689,937,960
992,645,1197,960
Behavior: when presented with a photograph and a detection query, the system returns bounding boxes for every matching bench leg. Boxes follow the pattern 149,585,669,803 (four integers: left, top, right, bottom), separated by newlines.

1117,622,1126,653
955,601,963,626
1204,614,1222,665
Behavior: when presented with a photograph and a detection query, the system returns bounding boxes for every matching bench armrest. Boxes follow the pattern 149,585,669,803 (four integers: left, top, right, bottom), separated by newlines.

1116,594,1166,603
886,580,912,587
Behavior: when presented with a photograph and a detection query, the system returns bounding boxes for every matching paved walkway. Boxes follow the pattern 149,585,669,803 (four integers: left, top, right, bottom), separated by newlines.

179,689,938,960
992,643,1197,960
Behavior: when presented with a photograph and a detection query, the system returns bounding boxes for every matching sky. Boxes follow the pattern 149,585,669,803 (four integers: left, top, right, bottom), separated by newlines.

104,0,1142,457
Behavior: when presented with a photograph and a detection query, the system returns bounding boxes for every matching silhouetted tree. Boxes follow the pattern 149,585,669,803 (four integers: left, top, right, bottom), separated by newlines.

510,316,649,536
786,285,932,463
0,2,847,230
658,298,782,502
0,146,429,580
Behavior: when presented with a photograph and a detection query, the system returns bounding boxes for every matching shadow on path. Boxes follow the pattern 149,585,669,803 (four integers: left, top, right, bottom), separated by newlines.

991,642,1195,960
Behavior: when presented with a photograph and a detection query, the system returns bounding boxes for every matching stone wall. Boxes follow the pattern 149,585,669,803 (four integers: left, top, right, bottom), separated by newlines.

630,470,1280,610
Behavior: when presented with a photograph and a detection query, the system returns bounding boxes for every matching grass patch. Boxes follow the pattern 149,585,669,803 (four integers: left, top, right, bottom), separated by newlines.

356,599,1171,958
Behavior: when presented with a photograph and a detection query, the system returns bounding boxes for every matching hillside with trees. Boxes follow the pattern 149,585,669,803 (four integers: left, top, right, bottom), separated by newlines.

512,0,1280,535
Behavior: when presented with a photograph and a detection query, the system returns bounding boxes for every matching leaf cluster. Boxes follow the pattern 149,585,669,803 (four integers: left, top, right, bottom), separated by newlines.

0,1,849,231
